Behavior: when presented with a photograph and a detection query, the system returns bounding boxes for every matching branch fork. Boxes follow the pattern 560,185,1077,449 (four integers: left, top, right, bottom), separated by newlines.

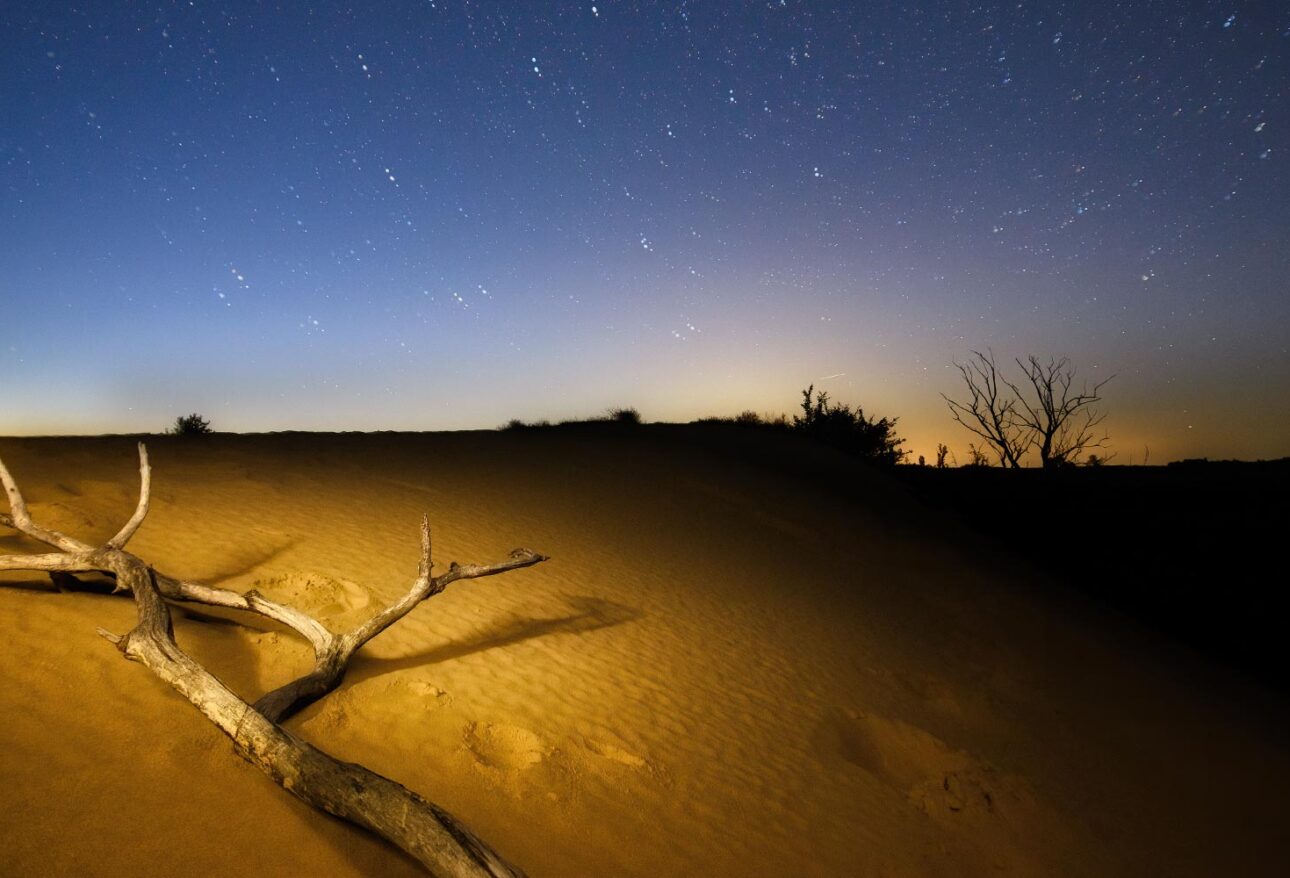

0,443,547,877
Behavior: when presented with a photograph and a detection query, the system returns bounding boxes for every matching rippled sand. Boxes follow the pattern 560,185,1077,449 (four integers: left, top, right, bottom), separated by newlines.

1,431,1285,876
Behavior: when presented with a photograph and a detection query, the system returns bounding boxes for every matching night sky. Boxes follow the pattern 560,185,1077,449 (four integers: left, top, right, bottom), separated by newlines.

3,1,1287,461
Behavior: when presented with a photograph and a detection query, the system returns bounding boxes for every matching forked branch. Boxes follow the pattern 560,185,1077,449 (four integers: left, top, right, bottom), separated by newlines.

254,516,547,724
0,443,547,877
107,443,150,548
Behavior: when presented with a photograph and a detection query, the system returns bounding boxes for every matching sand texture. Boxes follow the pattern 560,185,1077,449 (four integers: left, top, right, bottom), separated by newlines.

1,431,1286,876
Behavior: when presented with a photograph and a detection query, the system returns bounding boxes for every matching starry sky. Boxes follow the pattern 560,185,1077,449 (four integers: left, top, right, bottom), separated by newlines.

2,1,1287,461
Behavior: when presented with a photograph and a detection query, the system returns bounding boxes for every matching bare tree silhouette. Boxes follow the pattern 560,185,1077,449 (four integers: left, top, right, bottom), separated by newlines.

944,351,1113,468
1006,355,1112,469
942,351,1032,468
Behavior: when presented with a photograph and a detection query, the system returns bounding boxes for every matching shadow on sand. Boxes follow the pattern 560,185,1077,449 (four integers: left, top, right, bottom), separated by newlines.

348,595,643,684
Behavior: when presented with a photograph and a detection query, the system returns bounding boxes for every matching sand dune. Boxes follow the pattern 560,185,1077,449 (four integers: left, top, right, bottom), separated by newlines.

1,431,1286,876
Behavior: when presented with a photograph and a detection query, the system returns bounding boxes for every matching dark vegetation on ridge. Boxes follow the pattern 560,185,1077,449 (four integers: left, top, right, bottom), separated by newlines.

891,459,1290,694
503,387,907,467
168,413,213,435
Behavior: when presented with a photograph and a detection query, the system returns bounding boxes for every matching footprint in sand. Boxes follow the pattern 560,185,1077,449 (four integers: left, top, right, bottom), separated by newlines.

815,708,1012,820
254,573,371,622
463,722,550,772
582,737,649,770
407,680,452,704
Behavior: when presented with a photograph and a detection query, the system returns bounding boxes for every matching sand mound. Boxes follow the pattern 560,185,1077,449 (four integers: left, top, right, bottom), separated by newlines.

2,432,1288,877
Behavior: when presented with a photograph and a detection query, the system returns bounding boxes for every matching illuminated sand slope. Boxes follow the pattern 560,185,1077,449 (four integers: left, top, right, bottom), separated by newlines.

1,431,1285,877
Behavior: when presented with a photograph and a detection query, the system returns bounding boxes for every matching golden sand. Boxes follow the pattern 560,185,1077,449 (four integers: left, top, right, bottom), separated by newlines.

1,432,1285,876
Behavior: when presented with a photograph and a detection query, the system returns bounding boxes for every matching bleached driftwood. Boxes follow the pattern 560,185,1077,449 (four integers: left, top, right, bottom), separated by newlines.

0,444,547,877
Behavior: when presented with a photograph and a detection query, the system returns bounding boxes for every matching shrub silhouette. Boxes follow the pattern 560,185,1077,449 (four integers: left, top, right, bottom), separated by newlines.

169,413,212,435
964,444,991,467
793,385,905,466
935,443,950,468
606,406,642,425
693,411,787,428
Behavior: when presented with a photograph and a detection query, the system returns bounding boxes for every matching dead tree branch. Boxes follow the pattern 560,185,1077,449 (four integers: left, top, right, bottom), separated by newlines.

0,443,548,877
254,515,547,724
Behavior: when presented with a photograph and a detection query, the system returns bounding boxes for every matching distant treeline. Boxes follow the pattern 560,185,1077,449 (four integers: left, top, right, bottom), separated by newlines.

502,387,907,467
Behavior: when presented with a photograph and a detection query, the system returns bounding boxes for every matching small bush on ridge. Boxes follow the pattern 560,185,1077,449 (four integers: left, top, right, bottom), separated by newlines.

169,413,212,435
606,407,642,425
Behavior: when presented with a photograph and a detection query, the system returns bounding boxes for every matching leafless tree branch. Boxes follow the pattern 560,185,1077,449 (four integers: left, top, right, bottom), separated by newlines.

106,442,151,548
0,444,547,876
0,551,98,573
253,517,547,724
0,456,91,553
